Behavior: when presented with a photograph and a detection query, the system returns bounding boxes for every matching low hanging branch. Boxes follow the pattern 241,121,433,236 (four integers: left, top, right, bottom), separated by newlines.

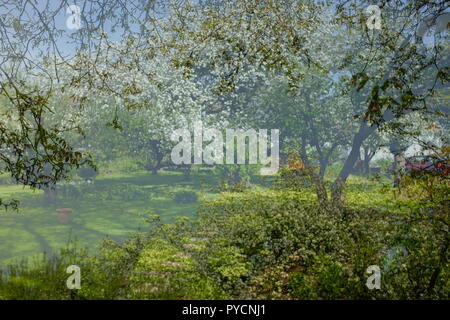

0,82,94,210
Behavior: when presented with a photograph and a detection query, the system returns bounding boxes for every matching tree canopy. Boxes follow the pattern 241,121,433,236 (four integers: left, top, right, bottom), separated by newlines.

0,0,448,208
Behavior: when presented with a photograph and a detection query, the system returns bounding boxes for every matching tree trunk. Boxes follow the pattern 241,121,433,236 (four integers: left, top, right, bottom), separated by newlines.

393,152,405,188
319,159,328,179
362,145,378,175
363,158,370,174
149,140,163,175
298,138,330,208
43,185,57,203
150,158,163,175
312,173,329,209
332,122,377,202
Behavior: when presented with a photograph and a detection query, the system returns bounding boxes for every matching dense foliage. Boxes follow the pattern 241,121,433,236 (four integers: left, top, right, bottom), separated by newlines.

0,0,448,301
1,171,447,300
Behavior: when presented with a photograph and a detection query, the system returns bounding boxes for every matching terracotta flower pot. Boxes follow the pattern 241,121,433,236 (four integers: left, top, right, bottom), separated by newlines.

56,208,72,224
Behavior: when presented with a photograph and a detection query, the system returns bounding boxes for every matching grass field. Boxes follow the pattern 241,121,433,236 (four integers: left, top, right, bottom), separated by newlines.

0,170,219,266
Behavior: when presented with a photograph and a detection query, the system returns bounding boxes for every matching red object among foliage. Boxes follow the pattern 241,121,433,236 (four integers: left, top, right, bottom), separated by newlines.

287,154,306,170
405,156,449,176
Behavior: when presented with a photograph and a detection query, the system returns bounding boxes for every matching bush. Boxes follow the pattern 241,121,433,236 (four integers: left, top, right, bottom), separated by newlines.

130,238,224,299
196,189,448,299
275,166,313,191
0,244,91,300
100,156,142,174
398,171,450,203
373,157,393,174
214,164,258,192
191,190,390,299
2,182,448,300
0,235,151,300
380,203,449,299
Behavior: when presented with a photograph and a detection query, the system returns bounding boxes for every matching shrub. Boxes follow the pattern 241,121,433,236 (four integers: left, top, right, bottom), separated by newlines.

373,157,393,174
192,187,449,299
275,166,313,191
192,190,390,299
0,235,150,300
381,203,449,299
398,171,450,203
101,156,142,174
0,244,91,300
2,182,448,300
214,164,258,192
130,238,224,299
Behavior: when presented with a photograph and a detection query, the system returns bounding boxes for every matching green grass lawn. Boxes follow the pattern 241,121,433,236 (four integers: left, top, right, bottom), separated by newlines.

0,170,217,266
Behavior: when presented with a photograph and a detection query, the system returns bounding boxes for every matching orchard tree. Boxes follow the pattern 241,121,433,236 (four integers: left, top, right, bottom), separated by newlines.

329,0,449,200
150,0,449,204
1,0,448,209
0,0,172,208
247,72,356,179
50,36,210,175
